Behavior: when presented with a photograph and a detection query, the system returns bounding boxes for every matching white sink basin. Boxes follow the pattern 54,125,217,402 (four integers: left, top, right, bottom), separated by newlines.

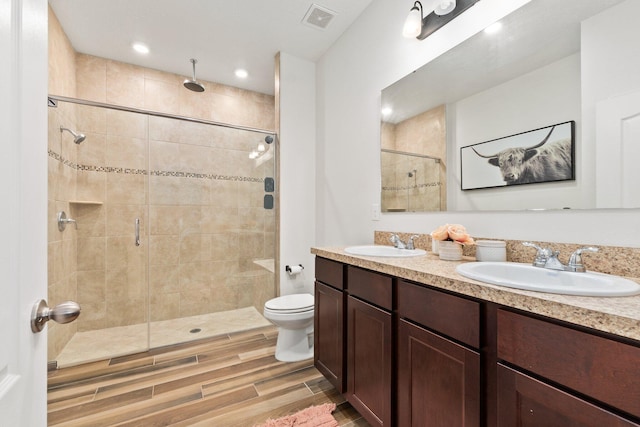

456,262,640,297
344,245,427,258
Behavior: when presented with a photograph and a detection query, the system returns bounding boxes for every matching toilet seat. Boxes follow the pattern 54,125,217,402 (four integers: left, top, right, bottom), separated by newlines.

264,294,314,314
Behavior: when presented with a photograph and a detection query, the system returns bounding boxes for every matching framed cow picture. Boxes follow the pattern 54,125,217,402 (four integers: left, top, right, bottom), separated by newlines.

460,121,575,191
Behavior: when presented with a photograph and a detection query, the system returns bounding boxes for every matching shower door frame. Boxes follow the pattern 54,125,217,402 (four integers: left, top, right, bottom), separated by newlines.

47,95,279,366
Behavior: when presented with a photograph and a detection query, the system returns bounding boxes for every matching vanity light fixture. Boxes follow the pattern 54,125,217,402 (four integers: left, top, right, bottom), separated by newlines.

403,0,480,40
402,1,424,38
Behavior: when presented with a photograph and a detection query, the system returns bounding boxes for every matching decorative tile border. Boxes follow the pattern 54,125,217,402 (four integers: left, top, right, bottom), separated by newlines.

49,149,264,183
382,181,441,191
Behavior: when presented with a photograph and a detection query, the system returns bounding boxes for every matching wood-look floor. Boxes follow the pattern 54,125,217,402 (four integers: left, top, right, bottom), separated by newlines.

48,325,370,427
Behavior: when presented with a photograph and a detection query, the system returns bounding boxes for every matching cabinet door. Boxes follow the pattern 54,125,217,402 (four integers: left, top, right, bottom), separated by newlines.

314,281,345,392
497,364,640,427
347,296,392,427
398,319,480,427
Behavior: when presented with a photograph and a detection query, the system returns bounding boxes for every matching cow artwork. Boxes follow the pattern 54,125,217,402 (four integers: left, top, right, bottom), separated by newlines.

460,122,575,190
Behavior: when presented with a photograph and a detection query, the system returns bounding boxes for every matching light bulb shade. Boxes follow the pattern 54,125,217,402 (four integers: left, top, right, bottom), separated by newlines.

402,3,423,38
434,0,456,15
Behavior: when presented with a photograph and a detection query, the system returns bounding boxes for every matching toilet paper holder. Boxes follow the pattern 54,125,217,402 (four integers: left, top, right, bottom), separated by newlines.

285,264,304,274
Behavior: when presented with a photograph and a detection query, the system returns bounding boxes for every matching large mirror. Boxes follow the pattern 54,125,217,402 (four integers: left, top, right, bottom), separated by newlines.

381,0,640,212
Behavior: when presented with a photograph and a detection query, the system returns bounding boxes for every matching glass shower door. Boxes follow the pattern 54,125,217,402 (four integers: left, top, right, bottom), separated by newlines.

147,116,277,348
47,100,149,367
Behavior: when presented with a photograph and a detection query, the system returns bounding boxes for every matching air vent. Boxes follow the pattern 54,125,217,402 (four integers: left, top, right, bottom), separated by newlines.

302,4,337,30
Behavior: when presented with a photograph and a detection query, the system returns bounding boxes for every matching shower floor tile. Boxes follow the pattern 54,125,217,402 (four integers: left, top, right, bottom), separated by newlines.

55,306,272,368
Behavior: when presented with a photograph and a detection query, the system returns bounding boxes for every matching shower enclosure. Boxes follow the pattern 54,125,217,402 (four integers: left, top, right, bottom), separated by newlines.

381,149,443,212
47,97,277,367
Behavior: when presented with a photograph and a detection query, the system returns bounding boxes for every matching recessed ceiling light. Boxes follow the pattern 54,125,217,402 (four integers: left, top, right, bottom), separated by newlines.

235,69,249,79
132,43,150,54
381,107,393,116
484,22,503,35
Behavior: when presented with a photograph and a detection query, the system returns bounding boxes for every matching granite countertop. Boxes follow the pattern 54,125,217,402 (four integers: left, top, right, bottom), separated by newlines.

311,246,640,342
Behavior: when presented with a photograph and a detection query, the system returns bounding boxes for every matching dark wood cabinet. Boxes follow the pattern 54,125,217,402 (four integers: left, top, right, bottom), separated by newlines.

347,295,392,427
314,257,345,392
497,364,640,427
314,281,345,392
313,256,640,427
398,319,480,427
397,279,481,427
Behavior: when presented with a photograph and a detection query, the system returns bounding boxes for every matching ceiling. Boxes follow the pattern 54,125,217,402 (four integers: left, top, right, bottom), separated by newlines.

48,0,373,95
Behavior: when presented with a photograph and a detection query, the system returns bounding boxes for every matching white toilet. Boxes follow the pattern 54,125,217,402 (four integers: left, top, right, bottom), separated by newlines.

263,293,315,362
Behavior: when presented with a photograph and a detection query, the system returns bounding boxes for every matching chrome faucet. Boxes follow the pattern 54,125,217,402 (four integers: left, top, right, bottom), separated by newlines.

390,234,419,250
523,242,599,272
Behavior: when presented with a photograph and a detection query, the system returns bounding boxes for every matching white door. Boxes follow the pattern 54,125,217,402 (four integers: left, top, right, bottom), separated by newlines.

596,90,640,208
0,0,49,425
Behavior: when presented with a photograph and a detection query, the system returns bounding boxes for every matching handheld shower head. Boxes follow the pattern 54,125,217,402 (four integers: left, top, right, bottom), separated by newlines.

183,58,205,92
60,126,86,144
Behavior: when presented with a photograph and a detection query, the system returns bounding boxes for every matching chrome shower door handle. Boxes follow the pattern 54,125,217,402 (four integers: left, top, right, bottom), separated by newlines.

135,218,141,246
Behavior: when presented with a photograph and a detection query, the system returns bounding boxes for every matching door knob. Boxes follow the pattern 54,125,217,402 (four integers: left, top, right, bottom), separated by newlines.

31,299,81,333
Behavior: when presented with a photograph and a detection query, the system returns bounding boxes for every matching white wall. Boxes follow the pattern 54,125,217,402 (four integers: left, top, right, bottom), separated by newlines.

278,53,316,295
315,0,640,247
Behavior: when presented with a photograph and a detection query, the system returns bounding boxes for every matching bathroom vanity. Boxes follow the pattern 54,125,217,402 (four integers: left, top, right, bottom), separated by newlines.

312,248,640,427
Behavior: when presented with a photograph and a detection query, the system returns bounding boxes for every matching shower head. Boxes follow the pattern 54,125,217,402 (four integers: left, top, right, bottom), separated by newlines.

60,126,86,144
183,58,205,92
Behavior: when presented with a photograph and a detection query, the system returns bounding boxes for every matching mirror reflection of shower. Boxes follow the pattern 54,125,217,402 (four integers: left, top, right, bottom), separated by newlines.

381,149,442,212
60,126,86,144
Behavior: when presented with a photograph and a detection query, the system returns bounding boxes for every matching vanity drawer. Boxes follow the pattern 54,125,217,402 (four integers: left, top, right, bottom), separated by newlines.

398,280,480,349
347,266,393,310
315,257,344,290
497,309,640,419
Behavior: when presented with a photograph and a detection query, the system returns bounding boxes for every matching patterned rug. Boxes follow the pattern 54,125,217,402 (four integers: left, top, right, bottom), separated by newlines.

254,403,339,427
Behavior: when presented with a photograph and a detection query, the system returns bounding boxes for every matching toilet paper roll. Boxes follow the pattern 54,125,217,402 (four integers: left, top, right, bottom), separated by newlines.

286,264,304,275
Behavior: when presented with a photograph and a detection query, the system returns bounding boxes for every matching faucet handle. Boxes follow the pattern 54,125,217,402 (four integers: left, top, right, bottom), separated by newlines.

406,235,419,250
522,242,552,267
567,247,599,272
389,234,406,249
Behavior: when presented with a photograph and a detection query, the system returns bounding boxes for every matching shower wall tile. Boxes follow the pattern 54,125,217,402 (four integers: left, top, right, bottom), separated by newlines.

76,55,107,103
76,170,106,202
106,174,146,205
106,60,145,109
105,204,145,237
106,297,147,328
77,237,106,271
76,103,108,134
180,234,212,263
144,79,181,116
105,135,148,170
77,270,106,303
178,89,215,121
76,301,107,332
106,108,149,139
149,140,180,171
149,264,179,294
48,5,77,98
210,233,240,261
149,176,181,205
73,204,106,238
150,292,180,321
179,178,211,205
149,235,180,265
76,132,106,167
210,180,239,208
149,205,182,235
179,144,211,174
